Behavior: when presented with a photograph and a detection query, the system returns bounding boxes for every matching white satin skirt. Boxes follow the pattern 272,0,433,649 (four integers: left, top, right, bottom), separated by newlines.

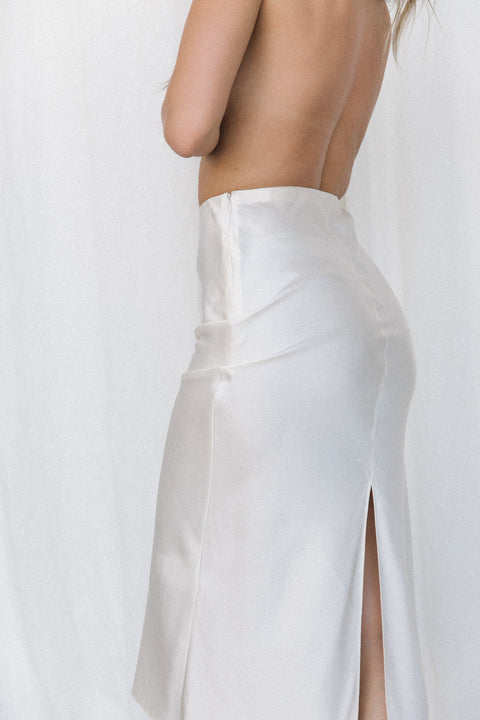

131,185,429,720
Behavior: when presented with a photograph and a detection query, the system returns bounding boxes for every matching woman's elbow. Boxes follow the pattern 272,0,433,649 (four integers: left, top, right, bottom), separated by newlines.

163,116,220,158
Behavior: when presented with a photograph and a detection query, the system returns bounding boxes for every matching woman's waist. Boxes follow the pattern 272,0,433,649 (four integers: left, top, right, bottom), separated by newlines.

197,185,358,323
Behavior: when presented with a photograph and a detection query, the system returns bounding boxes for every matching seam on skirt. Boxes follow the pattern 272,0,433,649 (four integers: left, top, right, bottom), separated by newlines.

180,324,350,380
193,271,337,334
324,219,390,462
328,213,392,715
349,256,390,716
177,368,224,719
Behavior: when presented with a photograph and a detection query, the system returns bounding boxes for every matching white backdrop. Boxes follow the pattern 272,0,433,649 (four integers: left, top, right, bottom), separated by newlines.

1,2,479,719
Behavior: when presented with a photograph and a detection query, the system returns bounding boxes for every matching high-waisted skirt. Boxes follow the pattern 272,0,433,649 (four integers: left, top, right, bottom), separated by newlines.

131,185,429,720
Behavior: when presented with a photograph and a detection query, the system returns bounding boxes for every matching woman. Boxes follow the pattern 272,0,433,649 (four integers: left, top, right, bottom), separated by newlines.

132,1,434,718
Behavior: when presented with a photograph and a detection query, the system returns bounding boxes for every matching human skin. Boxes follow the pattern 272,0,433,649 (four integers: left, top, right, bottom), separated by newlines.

161,0,391,208
161,2,393,716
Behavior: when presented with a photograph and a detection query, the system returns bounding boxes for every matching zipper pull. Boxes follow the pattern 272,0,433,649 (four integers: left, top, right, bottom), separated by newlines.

227,191,232,213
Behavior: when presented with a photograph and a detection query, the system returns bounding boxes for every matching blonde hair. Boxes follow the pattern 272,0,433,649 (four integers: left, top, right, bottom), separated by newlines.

390,0,437,61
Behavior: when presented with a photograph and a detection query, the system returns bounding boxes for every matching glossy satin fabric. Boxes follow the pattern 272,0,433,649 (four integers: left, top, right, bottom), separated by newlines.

131,185,429,720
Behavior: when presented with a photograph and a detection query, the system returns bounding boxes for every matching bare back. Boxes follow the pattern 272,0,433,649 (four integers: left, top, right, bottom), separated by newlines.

198,0,391,205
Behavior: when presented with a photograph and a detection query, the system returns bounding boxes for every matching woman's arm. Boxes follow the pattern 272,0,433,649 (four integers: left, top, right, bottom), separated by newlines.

161,0,263,158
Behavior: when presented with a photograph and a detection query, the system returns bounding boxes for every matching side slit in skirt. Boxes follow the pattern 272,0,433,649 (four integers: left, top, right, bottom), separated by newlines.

131,185,429,720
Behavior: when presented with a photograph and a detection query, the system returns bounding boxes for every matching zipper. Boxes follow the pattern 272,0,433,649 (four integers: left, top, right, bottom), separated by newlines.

224,191,234,361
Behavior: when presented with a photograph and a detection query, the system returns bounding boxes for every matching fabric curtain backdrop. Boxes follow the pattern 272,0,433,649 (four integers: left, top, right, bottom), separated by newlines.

1,2,478,718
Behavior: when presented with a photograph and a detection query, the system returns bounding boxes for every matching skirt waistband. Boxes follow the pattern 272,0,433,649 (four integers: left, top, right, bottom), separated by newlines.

199,185,348,235
199,184,344,212
196,184,359,324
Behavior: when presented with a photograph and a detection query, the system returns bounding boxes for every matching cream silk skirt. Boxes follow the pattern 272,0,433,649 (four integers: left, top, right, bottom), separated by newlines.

131,185,429,720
